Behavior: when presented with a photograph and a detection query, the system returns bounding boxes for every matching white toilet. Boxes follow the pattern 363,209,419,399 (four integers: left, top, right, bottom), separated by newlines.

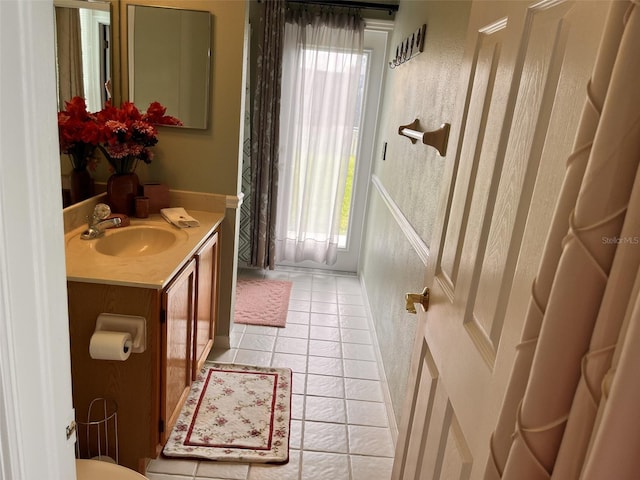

76,459,149,480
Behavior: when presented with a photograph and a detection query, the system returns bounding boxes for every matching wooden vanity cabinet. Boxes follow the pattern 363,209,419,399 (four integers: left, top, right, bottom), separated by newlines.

159,230,219,445
67,283,162,472
160,258,196,445
67,229,220,473
193,231,219,378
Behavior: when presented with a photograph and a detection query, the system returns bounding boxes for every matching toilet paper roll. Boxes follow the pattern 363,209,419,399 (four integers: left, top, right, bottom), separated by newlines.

89,331,133,361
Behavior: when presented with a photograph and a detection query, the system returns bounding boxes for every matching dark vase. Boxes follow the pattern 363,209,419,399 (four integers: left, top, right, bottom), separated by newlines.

107,173,140,215
69,168,94,204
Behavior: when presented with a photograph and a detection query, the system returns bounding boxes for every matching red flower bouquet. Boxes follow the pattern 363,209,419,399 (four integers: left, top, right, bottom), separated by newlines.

96,101,182,174
57,97,101,171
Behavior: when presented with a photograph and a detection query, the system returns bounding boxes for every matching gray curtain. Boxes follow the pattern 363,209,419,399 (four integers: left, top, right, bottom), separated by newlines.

250,0,285,270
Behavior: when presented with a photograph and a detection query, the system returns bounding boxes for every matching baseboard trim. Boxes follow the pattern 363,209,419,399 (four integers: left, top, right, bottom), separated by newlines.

226,192,244,209
214,335,231,350
359,274,400,446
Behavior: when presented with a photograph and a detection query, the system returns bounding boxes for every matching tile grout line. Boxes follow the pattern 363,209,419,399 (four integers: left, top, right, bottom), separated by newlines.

331,276,355,480
195,269,393,479
298,292,309,480
283,270,307,480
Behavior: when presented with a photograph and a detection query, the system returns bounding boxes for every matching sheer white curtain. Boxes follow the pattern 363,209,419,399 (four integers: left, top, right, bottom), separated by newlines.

275,9,364,265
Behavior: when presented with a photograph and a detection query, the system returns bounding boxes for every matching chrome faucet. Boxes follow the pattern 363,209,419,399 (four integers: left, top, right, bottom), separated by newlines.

81,203,122,239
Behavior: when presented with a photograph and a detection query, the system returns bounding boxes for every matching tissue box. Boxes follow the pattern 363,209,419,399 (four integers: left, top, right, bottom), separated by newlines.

143,183,170,214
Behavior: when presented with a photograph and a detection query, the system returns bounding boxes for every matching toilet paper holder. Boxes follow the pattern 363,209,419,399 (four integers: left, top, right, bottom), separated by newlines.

95,313,146,353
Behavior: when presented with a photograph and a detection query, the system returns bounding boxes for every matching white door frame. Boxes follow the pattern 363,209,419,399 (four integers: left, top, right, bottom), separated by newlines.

0,1,77,479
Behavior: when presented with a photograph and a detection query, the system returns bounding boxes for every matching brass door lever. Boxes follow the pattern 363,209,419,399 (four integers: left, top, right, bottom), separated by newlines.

405,287,430,314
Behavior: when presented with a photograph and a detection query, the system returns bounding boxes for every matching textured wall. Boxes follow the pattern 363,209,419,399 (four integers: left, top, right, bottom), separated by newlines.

115,0,248,341
361,0,471,425
362,190,423,426
373,0,471,246
108,0,247,197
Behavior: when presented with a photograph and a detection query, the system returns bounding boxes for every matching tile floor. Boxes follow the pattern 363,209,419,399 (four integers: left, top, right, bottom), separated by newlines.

145,268,395,480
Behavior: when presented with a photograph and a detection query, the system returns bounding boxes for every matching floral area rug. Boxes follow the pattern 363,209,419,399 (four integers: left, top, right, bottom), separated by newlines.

163,363,292,464
234,278,292,327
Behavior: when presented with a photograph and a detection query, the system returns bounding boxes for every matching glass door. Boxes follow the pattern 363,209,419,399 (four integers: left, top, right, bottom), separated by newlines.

277,25,391,273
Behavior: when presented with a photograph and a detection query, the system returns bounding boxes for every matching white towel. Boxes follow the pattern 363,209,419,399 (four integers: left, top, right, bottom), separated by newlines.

160,208,200,228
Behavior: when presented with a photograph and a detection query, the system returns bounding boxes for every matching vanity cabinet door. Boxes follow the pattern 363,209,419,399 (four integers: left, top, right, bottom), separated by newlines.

160,258,196,444
193,231,219,378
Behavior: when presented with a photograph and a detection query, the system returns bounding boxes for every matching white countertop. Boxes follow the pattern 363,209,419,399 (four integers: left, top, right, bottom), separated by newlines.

65,210,224,289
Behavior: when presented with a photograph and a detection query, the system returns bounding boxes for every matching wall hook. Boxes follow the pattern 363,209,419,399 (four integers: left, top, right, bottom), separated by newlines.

398,119,450,157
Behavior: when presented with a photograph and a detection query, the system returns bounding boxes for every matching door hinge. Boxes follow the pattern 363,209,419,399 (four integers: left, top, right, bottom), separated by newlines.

160,310,166,324
159,419,165,433
66,420,77,441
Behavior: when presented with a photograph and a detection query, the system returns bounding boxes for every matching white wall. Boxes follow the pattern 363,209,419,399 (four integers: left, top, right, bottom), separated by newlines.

361,0,472,425
0,1,77,479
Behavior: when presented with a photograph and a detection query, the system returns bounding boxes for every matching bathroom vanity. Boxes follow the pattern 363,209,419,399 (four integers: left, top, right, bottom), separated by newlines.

65,210,223,472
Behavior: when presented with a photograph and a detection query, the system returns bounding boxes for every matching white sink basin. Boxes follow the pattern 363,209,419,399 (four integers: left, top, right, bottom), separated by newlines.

94,225,185,257
64,210,223,288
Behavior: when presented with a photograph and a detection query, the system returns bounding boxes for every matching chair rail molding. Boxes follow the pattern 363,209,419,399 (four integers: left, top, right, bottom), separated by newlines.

371,174,430,266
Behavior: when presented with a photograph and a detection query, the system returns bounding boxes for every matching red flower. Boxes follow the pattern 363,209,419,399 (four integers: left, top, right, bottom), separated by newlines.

143,101,183,126
57,97,181,174
95,100,181,173
57,97,101,171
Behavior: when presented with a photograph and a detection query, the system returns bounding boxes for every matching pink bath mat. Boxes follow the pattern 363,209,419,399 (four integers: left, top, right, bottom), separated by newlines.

234,278,292,327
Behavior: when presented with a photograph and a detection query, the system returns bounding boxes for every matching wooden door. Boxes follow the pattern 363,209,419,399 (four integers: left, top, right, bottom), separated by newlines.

161,258,196,444
193,231,219,378
393,1,609,478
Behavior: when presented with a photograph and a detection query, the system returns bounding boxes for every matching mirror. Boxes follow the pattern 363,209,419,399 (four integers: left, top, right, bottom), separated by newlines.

55,0,112,207
127,5,211,130
54,0,111,113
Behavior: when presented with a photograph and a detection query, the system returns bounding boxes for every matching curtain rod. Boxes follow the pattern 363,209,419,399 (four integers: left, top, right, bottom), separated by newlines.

286,0,399,13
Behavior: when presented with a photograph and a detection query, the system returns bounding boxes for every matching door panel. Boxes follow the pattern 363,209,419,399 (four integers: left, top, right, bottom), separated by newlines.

472,1,575,349
401,338,474,480
440,18,507,289
438,415,472,480
420,376,472,480
402,341,439,479
394,1,608,478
